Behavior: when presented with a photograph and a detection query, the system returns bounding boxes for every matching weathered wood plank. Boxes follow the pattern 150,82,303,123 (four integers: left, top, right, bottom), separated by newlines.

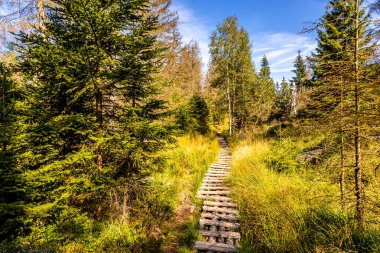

205,173,228,176
194,241,236,252
198,190,230,196
197,195,232,202
202,180,226,184
200,230,240,239
203,201,237,208
200,186,229,190
199,219,240,229
201,212,239,222
202,206,239,215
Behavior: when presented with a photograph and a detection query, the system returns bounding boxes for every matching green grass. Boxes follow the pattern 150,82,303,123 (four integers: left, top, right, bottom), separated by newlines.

229,138,380,253
158,134,219,252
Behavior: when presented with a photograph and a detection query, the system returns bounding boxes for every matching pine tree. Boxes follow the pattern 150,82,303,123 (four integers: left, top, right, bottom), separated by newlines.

272,77,291,120
234,27,257,129
0,62,25,242
255,55,275,123
292,50,308,88
176,93,209,134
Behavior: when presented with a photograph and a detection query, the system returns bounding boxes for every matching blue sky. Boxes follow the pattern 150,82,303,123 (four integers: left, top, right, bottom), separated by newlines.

171,0,327,83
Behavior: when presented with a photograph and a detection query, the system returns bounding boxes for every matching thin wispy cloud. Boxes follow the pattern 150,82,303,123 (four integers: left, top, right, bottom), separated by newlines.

252,32,317,82
172,4,318,83
172,4,212,71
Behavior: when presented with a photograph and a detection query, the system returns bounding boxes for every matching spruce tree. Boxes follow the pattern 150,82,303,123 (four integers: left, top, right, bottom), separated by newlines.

292,50,308,88
256,55,275,123
14,0,170,242
309,0,380,226
0,62,25,242
272,77,291,120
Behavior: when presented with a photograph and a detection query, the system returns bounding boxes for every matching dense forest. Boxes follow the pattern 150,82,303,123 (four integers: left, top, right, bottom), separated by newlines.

0,0,379,252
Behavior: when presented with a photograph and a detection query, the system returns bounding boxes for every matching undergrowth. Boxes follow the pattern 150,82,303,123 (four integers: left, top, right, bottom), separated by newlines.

3,134,218,252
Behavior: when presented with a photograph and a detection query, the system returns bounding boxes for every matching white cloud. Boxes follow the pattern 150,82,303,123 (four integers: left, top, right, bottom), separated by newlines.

252,32,317,82
171,5,317,83
171,4,212,71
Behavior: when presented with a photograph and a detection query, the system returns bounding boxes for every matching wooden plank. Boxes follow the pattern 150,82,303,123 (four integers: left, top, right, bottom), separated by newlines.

211,163,229,166
204,174,227,178
205,172,228,175
205,172,228,178
198,190,230,196
200,186,229,190
201,212,239,222
203,177,226,181
199,219,240,229
203,206,239,215
197,195,232,202
194,241,236,252
207,171,228,174
203,201,237,208
201,181,225,185
200,183,225,187
199,230,240,239
199,188,229,193
199,187,229,192
208,168,229,171
202,180,226,184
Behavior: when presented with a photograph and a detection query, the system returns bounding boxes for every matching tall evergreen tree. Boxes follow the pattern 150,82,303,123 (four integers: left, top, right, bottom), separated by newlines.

255,55,275,123
14,0,170,241
292,50,308,88
0,62,25,242
309,0,380,226
272,77,291,120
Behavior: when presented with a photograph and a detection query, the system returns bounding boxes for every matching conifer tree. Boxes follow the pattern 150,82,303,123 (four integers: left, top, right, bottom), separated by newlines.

255,55,275,122
309,0,380,226
272,77,291,120
14,0,170,237
0,62,25,242
292,50,308,88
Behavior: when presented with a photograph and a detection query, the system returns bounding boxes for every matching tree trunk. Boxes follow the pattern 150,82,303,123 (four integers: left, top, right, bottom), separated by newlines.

96,89,103,171
339,131,345,209
339,78,345,210
227,64,232,136
37,0,46,36
291,81,297,115
354,0,364,228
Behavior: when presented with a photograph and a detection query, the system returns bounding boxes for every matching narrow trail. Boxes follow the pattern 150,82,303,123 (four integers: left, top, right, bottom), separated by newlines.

194,136,240,253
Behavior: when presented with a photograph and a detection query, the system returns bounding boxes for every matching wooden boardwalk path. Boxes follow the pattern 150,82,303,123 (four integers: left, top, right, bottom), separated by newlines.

194,137,240,253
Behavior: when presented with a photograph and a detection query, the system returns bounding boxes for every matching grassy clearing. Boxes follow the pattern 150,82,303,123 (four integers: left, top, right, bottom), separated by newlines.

229,137,380,253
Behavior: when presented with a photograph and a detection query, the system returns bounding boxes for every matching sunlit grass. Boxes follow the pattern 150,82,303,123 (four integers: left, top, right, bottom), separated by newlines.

229,139,380,252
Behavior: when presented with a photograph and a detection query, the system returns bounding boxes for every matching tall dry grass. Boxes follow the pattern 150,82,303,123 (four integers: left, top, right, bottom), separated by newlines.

229,139,380,252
